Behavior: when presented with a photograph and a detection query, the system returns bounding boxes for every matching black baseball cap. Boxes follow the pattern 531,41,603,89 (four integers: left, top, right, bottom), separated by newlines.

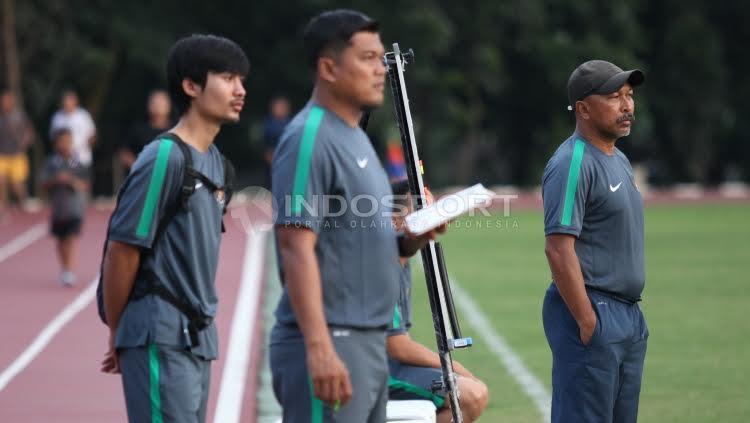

567,60,644,110
303,9,379,69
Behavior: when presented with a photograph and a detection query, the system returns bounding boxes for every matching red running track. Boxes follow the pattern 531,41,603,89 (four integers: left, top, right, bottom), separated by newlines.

0,207,265,422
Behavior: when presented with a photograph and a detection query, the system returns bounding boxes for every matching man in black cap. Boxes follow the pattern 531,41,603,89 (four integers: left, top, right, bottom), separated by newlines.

269,9,445,423
541,60,649,422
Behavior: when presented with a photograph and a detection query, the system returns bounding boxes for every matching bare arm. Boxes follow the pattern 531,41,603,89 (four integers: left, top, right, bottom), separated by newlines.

544,234,596,344
276,225,352,406
100,240,140,374
387,333,475,379
278,226,329,355
387,332,439,368
102,240,141,334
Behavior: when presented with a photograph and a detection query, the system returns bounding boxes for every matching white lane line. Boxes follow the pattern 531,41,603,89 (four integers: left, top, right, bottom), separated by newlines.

0,275,99,391
213,229,267,423
450,279,551,422
256,233,283,422
0,223,47,265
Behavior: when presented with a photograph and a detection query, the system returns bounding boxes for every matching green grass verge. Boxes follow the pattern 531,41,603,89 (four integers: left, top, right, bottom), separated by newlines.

408,204,750,422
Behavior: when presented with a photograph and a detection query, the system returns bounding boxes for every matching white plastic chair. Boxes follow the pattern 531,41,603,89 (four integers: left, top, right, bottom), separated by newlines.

386,400,437,423
269,400,436,422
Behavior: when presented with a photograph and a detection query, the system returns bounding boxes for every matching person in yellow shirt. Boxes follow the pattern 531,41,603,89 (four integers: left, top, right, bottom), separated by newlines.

0,88,34,217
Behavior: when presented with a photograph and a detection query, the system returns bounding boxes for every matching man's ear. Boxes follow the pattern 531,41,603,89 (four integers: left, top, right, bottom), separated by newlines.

576,100,590,120
181,78,201,100
317,56,338,84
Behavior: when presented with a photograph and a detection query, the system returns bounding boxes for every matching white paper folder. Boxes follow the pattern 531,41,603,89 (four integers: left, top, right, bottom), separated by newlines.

405,183,495,235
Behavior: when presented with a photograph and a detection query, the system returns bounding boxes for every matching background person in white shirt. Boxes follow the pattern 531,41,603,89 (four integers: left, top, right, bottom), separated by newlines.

49,90,96,167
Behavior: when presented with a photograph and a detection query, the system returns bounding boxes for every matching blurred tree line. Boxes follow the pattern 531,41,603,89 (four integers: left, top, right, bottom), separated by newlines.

2,0,749,194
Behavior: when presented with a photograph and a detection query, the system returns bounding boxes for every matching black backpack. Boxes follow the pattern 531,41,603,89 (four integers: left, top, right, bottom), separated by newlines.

95,133,235,346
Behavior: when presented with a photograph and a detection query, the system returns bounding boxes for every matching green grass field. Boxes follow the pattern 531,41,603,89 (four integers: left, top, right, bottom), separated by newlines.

407,204,750,422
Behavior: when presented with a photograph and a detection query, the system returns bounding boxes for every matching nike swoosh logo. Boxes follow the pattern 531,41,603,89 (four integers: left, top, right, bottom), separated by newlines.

609,182,623,192
357,158,368,168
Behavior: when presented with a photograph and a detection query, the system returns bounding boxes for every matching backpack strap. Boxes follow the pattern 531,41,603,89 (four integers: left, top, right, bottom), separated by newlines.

222,155,235,212
132,268,211,346
188,154,235,232
219,155,235,232
149,134,196,245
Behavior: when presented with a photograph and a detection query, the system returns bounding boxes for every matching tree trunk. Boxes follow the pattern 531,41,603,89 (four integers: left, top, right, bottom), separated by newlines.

2,0,22,103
